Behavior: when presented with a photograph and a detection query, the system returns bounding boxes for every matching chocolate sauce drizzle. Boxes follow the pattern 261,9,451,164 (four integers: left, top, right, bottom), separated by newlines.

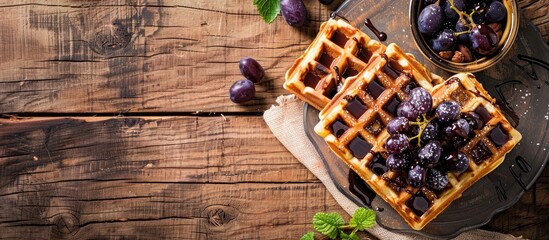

509,155,532,191
494,80,523,127
509,54,549,88
330,12,349,23
348,170,377,207
364,18,387,41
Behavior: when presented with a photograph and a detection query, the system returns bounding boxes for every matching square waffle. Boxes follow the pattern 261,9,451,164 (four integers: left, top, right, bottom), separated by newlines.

314,47,522,231
284,18,387,110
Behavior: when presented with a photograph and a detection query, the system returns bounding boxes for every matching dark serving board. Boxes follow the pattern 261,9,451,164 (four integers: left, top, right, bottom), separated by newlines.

304,0,549,239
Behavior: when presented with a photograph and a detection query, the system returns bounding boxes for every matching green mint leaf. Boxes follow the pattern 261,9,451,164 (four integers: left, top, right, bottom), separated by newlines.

300,232,315,240
313,212,344,239
253,0,280,23
340,231,360,240
349,207,376,231
349,232,360,240
340,230,350,240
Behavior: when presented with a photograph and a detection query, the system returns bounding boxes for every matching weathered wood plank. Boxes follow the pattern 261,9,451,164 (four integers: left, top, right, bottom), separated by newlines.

0,0,546,113
0,117,317,185
0,181,346,239
0,116,548,239
0,0,329,113
518,0,549,43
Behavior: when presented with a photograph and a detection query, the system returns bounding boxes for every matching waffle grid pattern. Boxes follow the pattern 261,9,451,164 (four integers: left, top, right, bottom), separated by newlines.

315,68,522,229
285,19,521,230
284,19,386,110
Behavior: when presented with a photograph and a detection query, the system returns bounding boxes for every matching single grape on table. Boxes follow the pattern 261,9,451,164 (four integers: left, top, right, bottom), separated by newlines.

280,0,308,27
229,79,256,103
239,57,264,83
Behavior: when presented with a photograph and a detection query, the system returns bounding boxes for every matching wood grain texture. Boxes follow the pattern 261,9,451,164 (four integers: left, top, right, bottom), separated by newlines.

0,117,328,239
0,0,548,239
0,0,546,113
0,117,316,184
0,116,547,239
518,0,549,43
0,0,328,113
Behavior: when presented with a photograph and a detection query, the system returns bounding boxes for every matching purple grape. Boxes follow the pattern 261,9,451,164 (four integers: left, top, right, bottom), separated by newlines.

418,140,442,167
443,151,470,173
454,153,469,172
280,0,307,27
387,117,411,134
397,101,421,121
473,12,486,25
436,101,460,122
442,0,458,20
408,87,433,115
464,112,484,130
408,165,426,187
454,0,468,10
239,57,264,83
452,119,471,138
418,4,444,35
455,20,470,43
486,1,507,22
431,29,457,51
424,0,437,4
386,134,410,154
427,168,449,191
387,154,409,172
229,79,256,103
421,120,439,142
469,24,498,55
451,135,468,149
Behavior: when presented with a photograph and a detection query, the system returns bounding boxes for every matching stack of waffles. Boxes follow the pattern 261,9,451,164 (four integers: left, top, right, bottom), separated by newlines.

283,18,521,230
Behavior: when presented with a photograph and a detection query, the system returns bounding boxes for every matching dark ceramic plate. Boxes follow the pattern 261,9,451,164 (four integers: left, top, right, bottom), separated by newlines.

303,0,549,238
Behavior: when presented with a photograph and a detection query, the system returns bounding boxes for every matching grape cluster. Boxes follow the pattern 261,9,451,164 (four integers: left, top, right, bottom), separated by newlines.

229,57,265,103
418,0,508,63
383,88,486,191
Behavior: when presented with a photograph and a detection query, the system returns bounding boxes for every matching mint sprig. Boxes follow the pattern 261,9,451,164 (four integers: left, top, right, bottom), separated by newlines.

300,232,315,240
313,212,345,239
302,207,377,240
253,0,280,23
349,207,376,231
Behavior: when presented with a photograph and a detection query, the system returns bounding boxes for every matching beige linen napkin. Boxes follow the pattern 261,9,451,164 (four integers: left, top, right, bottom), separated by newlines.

263,94,522,240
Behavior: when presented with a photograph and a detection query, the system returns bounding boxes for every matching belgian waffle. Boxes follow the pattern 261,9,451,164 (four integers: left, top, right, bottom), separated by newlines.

284,18,387,110
314,53,522,231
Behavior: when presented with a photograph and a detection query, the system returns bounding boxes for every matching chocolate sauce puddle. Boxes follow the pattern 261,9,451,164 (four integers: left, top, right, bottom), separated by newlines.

348,170,376,207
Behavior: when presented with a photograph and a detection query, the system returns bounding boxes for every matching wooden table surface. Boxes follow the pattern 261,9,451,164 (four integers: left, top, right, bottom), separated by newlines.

0,0,548,239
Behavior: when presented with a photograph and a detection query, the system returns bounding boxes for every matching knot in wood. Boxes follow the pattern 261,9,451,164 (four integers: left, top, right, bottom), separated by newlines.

90,23,132,55
52,213,80,237
203,205,237,229
208,208,226,227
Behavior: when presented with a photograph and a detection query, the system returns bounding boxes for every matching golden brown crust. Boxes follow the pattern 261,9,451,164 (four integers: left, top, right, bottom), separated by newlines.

285,19,521,230
315,67,522,230
283,19,386,110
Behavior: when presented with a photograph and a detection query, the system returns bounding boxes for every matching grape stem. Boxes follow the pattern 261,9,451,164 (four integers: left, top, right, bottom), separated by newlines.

448,0,477,29
453,30,469,37
408,114,436,147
